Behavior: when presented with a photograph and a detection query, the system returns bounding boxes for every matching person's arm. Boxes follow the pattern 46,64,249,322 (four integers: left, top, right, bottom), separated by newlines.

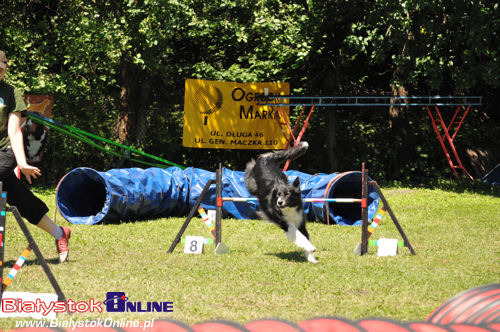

7,111,41,184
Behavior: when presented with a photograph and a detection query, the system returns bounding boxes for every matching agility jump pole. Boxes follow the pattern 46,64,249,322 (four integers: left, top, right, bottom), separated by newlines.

217,163,414,256
222,197,362,203
27,112,185,169
167,179,216,253
360,163,415,255
168,163,226,254
2,245,31,291
0,182,67,302
369,179,416,255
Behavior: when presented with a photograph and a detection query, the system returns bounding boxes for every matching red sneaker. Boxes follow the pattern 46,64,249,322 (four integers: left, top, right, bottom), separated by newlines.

55,226,71,263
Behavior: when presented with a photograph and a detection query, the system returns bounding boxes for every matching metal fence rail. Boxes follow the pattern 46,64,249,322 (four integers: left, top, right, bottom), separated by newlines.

262,95,482,107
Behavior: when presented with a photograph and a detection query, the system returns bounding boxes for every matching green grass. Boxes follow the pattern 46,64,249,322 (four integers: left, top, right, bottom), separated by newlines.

0,184,498,329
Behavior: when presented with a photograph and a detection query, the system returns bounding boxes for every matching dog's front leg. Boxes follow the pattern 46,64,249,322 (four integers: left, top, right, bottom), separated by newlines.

285,223,315,251
285,223,318,263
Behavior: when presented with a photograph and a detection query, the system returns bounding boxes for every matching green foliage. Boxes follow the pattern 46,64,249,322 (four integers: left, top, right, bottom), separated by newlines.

0,0,498,183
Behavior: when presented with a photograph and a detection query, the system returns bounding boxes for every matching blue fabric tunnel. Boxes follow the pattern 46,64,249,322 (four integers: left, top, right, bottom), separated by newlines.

56,167,379,225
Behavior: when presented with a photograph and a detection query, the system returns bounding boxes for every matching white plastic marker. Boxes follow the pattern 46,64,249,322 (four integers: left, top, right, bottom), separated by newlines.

376,238,399,256
183,236,205,254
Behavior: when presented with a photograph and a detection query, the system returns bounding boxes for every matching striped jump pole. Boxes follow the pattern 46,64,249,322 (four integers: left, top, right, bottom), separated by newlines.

2,246,32,291
0,182,68,303
368,208,386,235
221,197,362,203
221,197,258,202
198,207,216,239
354,206,387,256
304,198,362,203
8,206,68,302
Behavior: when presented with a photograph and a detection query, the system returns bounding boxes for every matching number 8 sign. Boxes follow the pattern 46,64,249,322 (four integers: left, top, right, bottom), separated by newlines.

183,236,204,254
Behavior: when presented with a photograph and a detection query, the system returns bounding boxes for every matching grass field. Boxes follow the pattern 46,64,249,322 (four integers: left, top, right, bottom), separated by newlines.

0,182,498,330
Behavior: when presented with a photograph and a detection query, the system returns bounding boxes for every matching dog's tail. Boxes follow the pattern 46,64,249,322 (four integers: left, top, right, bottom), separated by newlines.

260,141,309,166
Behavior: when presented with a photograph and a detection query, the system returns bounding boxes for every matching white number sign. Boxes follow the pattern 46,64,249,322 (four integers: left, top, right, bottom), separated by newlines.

184,236,204,254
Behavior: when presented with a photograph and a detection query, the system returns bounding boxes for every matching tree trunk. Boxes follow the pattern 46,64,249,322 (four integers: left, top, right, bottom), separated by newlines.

326,109,339,171
387,10,417,179
387,84,415,178
117,59,150,146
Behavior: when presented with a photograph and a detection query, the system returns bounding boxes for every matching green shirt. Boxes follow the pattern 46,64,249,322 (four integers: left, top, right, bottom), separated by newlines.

0,80,26,149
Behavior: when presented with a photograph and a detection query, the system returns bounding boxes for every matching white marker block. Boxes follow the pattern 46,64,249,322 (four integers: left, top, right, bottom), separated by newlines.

377,238,399,256
184,236,205,254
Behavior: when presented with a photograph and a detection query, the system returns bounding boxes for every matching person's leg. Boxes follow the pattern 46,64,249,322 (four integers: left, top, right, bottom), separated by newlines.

37,214,62,238
38,215,71,263
0,149,71,262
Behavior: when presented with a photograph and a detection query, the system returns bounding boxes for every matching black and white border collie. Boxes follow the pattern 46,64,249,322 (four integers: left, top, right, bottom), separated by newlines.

244,141,317,263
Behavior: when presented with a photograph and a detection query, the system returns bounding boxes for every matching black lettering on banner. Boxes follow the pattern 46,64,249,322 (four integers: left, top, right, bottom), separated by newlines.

265,139,278,145
226,131,252,138
231,87,271,102
229,139,263,146
239,106,280,120
232,87,245,101
210,130,223,137
209,138,226,144
240,105,253,119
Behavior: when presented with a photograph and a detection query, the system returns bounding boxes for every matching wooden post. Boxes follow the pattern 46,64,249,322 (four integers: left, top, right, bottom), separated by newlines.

167,179,215,253
370,181,416,255
8,206,67,302
215,163,223,246
361,163,369,255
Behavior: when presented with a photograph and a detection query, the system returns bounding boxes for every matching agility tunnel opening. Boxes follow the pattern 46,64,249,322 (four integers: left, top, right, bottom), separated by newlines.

326,172,376,226
57,168,109,224
299,171,379,226
56,167,378,225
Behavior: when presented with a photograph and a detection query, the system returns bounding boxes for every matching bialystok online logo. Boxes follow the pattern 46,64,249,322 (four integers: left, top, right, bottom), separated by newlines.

1,292,173,316
104,292,173,313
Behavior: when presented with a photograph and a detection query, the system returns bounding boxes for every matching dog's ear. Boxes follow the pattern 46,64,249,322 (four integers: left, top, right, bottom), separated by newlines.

292,177,300,188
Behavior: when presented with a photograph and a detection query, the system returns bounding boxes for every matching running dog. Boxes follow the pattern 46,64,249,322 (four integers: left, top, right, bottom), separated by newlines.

244,141,317,263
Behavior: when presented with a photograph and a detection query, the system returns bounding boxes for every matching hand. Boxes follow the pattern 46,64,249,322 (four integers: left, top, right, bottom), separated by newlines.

19,164,41,184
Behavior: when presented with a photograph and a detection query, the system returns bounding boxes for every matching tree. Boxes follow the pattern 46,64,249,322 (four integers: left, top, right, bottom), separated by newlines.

1,0,497,182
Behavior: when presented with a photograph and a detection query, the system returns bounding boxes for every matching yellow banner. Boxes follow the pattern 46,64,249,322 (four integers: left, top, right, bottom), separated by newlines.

183,79,289,149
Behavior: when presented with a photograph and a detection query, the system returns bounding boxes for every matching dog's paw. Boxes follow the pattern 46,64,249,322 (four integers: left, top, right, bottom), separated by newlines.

305,251,318,263
304,242,316,252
